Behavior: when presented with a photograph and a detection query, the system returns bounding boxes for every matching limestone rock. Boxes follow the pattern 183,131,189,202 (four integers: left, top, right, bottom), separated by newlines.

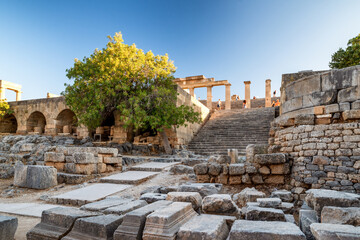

321,206,360,226
246,144,268,163
140,193,167,204
229,164,245,175
178,183,222,198
27,207,101,240
72,152,97,164
143,202,198,240
202,194,240,217
14,164,57,189
80,196,135,212
103,200,147,215
177,214,230,240
114,200,172,240
254,153,288,165
305,189,360,215
44,152,65,162
257,198,282,208
294,114,315,125
228,220,306,240
0,216,18,240
169,165,194,175
245,206,286,221
166,192,202,210
208,155,231,164
271,189,294,202
299,209,318,240
232,187,265,207
310,223,360,239
62,214,123,240
193,163,208,175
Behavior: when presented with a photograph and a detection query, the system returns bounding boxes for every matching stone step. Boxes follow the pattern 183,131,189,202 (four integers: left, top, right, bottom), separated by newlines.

100,171,159,185
129,162,180,172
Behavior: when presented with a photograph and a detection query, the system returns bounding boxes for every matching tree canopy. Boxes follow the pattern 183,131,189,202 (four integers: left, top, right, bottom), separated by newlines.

0,100,12,119
63,32,201,152
329,34,360,69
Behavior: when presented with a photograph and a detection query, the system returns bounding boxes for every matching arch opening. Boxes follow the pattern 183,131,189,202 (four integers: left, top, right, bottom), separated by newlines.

56,109,77,134
0,114,17,133
26,111,46,134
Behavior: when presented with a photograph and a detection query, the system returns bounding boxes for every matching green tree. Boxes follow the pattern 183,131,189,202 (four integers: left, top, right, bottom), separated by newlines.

329,34,360,69
0,99,12,119
64,32,201,153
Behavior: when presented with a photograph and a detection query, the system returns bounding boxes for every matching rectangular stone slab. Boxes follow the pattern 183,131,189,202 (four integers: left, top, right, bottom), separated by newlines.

62,214,124,240
26,207,101,240
103,200,148,215
177,214,230,240
130,162,179,172
49,183,131,206
80,196,135,212
0,216,18,240
100,171,159,184
143,202,198,240
228,220,306,240
310,223,360,239
0,203,70,218
114,200,172,240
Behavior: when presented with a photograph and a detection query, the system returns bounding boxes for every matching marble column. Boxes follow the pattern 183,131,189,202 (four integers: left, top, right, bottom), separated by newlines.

207,86,212,110
265,79,271,107
225,84,231,110
0,87,5,100
16,91,22,101
244,81,251,108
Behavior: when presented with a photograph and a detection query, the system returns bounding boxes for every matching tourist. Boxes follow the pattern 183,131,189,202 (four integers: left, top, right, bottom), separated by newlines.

271,100,276,107
273,90,277,97
217,99,221,110
253,96,256,99
275,99,280,106
236,95,240,101
243,100,247,108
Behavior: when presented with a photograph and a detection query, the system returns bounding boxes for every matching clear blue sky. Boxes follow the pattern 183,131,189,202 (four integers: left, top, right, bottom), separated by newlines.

1,0,360,102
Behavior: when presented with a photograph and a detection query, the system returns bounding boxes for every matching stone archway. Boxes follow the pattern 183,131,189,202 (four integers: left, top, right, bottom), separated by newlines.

0,114,17,133
56,109,77,134
26,111,46,134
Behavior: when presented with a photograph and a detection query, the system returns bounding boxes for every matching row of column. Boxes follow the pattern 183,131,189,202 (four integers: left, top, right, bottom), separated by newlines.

188,79,272,110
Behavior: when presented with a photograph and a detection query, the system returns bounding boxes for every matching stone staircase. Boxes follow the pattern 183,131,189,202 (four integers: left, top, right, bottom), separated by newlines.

188,108,275,156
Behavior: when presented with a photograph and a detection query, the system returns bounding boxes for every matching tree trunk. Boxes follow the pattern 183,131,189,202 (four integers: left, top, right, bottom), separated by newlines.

160,129,172,155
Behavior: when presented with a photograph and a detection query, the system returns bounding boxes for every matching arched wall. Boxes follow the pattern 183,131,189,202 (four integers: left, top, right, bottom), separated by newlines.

0,114,17,133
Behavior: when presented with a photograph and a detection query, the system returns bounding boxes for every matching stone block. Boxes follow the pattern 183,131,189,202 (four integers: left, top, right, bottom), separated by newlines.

14,165,57,189
65,163,97,175
302,91,337,108
352,100,360,110
270,163,290,174
282,97,303,113
103,200,147,215
281,202,295,214
229,164,245,175
80,196,135,212
169,165,194,175
312,156,330,165
299,209,318,240
113,200,172,240
228,220,306,240
254,153,287,165
44,152,65,163
324,103,339,114
343,109,360,120
340,102,351,111
246,144,268,163
72,152,97,164
57,173,90,185
140,193,167,204
103,157,122,164
166,192,202,210
177,214,230,240
26,207,100,240
97,147,118,157
229,176,242,185
314,106,325,115
251,174,264,184
196,174,210,183
202,194,240,217
259,166,270,174
294,114,315,125
178,183,222,198
193,163,208,175
142,202,198,240
264,175,285,184
62,214,124,240
321,206,360,226
305,189,360,216
208,155,231,164
271,190,294,202
232,187,265,207
310,223,360,239
257,198,282,208
245,206,286,221
208,163,222,176
338,86,360,103
0,216,18,240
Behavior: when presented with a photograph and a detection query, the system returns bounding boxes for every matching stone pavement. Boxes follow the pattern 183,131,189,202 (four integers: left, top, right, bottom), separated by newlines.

130,162,179,172
49,183,131,205
100,171,159,184
0,203,69,217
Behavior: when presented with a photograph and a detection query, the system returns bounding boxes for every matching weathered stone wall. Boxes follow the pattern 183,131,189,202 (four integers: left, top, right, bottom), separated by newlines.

271,65,360,195
200,97,280,110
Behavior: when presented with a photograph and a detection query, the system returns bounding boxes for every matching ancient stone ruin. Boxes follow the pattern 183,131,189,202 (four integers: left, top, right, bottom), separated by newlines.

0,67,360,239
